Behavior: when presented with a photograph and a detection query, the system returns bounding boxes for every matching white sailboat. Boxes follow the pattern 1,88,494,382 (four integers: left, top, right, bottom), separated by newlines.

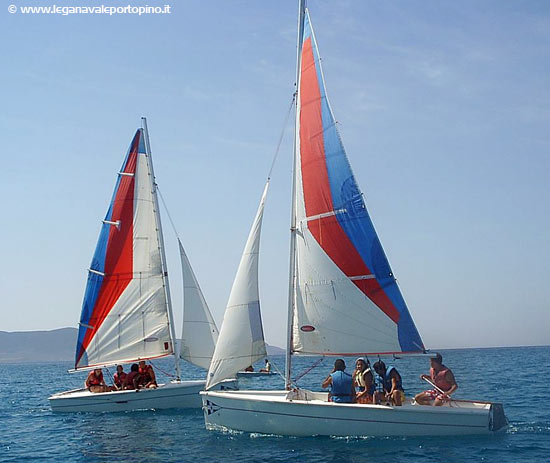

49,118,236,413
200,3,507,436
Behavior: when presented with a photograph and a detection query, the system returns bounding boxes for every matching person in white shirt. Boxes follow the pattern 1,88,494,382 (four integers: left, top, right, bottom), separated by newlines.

260,359,271,373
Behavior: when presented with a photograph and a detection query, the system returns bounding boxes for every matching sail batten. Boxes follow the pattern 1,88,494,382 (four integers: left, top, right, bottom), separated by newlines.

206,182,269,389
291,10,424,356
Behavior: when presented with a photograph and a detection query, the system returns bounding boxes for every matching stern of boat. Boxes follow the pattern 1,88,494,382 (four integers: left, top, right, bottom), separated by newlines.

489,403,508,431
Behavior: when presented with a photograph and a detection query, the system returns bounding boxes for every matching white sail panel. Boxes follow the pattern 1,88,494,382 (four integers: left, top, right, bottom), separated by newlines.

179,239,219,370
292,102,400,354
206,182,269,389
76,131,173,369
293,225,400,355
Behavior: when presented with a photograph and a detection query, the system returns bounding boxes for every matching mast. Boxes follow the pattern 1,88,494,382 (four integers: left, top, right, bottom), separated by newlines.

141,117,181,381
285,0,306,390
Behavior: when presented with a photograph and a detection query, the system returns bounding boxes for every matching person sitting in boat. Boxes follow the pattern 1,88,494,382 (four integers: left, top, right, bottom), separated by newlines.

373,360,405,406
85,368,110,393
113,365,127,390
244,365,254,372
414,353,458,406
321,359,355,403
353,357,374,404
138,360,158,389
260,359,271,373
123,363,141,390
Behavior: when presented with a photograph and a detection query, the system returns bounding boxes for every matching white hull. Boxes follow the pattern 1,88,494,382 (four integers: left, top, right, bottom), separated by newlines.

201,389,507,437
50,379,237,413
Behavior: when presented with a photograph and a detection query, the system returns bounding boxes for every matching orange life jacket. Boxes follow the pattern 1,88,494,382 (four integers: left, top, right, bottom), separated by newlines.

138,365,153,380
87,371,103,386
114,372,127,387
125,371,139,389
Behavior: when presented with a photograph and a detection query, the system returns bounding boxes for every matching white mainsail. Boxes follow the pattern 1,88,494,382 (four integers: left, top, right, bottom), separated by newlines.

75,128,173,370
179,239,219,370
289,10,424,357
51,121,243,413
206,182,269,389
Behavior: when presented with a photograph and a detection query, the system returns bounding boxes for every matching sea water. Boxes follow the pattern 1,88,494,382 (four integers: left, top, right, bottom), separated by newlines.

0,346,548,462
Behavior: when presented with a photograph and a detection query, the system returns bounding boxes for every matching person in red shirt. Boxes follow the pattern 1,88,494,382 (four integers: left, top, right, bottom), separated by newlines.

138,361,157,389
415,353,458,406
113,365,127,390
85,369,109,393
123,364,141,390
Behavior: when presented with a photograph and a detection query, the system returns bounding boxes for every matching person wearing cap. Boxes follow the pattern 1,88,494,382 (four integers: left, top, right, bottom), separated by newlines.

414,353,457,406
353,358,374,404
373,360,405,406
321,359,355,403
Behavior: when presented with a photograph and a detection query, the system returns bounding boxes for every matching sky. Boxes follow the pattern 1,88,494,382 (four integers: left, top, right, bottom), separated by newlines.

1,0,549,350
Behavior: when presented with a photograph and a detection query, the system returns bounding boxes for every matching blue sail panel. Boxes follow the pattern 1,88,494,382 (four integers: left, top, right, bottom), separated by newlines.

303,11,424,352
75,130,140,368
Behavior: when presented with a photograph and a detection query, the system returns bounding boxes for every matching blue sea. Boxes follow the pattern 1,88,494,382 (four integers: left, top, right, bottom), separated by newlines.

1,346,548,462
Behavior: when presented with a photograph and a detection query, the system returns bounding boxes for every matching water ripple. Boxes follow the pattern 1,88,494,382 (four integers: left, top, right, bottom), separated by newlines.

1,346,549,462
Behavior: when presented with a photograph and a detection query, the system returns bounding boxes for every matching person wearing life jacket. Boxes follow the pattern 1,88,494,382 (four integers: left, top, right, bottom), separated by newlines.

85,368,109,393
138,360,158,389
321,359,355,403
123,363,141,390
113,365,127,390
353,357,375,404
373,360,405,406
414,353,458,406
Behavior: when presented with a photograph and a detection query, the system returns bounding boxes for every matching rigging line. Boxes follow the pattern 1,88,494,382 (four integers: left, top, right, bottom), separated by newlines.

267,93,296,180
104,365,115,385
150,360,176,379
267,358,287,383
293,356,326,384
156,186,181,242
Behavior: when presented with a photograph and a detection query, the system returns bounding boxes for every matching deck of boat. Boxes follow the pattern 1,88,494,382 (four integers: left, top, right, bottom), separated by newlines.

204,388,491,409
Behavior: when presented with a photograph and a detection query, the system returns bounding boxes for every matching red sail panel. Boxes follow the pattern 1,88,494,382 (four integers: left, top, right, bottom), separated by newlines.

78,135,139,357
299,38,399,324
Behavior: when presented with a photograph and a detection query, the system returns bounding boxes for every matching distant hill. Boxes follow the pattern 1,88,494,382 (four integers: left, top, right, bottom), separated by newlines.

0,328,285,363
266,344,285,356
0,328,77,363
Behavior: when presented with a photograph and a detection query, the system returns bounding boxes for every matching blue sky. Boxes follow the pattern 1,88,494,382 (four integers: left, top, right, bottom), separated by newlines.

1,0,549,349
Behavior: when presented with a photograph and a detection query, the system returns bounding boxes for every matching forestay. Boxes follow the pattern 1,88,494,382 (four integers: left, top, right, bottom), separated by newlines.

179,239,219,370
75,129,173,369
206,182,269,389
291,11,424,356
